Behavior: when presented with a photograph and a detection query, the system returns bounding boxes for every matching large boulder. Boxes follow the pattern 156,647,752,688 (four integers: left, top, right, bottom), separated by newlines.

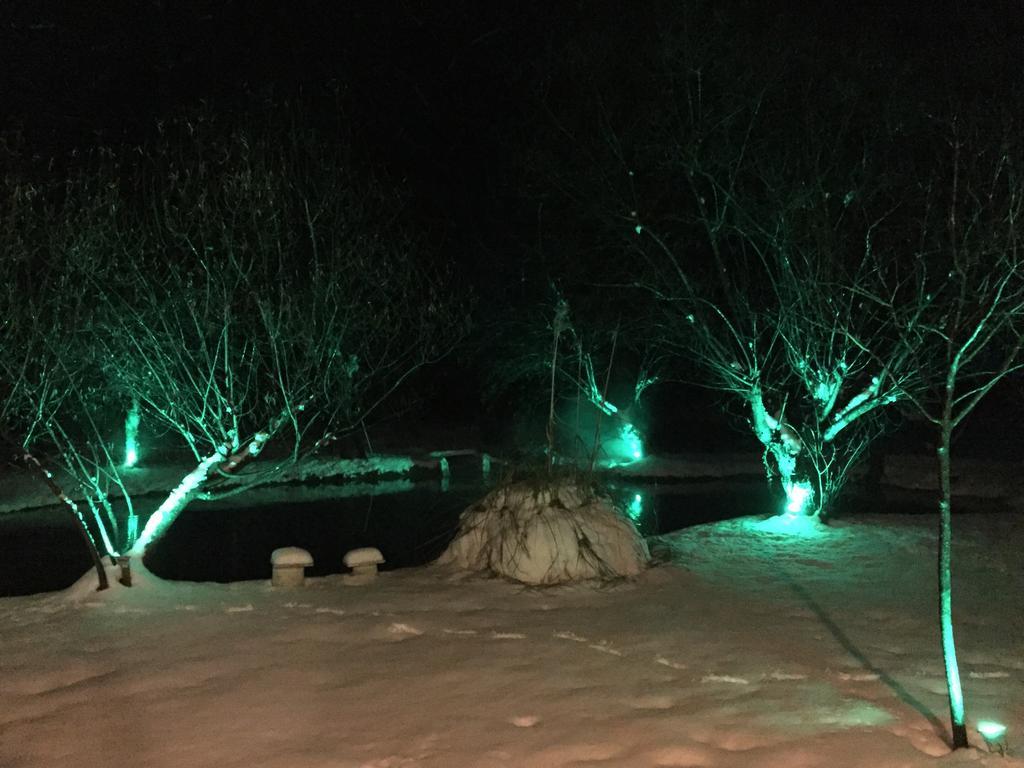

438,480,649,585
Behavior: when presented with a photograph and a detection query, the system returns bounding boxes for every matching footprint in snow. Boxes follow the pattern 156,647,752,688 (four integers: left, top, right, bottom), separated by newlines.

627,694,675,710
701,674,750,685
588,642,623,657
510,715,540,727
553,631,620,655
553,630,588,643
837,671,880,681
388,622,423,636
654,656,688,671
767,670,807,681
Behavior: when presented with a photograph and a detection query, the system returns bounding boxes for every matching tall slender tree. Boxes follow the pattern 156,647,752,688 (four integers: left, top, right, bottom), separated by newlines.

859,116,1024,749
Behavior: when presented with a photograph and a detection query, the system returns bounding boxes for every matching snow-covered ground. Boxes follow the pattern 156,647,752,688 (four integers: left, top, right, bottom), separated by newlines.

2,509,1021,767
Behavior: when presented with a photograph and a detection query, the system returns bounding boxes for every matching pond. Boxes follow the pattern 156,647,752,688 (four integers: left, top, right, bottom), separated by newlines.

0,474,997,596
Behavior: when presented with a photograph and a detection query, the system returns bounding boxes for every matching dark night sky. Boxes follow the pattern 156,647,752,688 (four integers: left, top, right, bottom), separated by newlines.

4,1,1022,306
3,1,1023,444
4,2,1021,203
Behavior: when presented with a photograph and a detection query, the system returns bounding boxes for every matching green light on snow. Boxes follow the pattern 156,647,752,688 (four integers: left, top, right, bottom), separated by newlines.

978,721,1007,740
784,480,813,514
622,423,643,460
749,512,827,538
628,493,643,521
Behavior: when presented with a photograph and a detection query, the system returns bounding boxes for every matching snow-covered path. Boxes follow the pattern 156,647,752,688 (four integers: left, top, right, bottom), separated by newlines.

1,513,1021,767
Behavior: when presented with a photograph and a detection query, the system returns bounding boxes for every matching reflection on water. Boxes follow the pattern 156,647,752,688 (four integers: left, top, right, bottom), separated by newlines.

1,472,981,595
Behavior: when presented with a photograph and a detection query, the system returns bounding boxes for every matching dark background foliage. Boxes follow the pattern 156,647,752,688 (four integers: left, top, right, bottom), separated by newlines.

3,1,1023,453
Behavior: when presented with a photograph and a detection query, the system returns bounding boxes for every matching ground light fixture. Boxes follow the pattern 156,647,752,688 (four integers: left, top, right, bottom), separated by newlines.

621,423,643,460
977,720,1007,755
783,480,813,515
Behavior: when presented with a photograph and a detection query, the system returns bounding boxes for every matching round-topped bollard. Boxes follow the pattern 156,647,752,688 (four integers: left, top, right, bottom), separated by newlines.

343,547,385,584
271,547,314,587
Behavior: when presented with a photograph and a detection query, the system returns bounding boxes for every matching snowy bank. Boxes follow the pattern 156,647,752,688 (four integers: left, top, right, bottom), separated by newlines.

1,512,1021,767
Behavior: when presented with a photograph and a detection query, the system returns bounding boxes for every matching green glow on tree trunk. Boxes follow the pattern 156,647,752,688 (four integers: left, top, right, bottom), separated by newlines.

940,593,965,725
439,457,450,492
783,479,813,514
628,492,643,521
83,495,119,557
129,449,226,556
124,398,141,468
813,378,839,406
621,423,643,460
481,453,492,480
937,434,967,749
590,393,618,416
58,484,105,556
126,513,139,550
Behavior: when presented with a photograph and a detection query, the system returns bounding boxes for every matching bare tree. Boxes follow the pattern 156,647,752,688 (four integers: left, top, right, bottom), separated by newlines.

77,102,466,559
0,151,126,587
2,98,465,576
485,290,662,468
631,67,917,520
860,117,1024,749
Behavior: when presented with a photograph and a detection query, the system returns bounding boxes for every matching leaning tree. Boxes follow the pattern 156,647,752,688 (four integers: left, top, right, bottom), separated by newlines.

94,102,464,559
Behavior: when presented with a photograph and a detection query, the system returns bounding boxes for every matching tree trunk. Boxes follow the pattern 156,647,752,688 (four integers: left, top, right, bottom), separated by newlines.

124,397,141,467
21,452,109,591
127,433,269,559
937,418,968,749
128,450,226,558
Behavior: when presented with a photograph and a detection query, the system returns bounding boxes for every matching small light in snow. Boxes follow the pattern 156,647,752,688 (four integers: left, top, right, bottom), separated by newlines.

977,720,1007,753
784,480,813,514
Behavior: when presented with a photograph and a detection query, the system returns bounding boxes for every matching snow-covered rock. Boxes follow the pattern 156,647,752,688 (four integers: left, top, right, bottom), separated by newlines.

438,480,649,585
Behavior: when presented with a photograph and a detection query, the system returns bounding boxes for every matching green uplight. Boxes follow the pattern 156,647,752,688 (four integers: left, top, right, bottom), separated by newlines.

978,721,1007,740
622,423,643,460
784,480,813,515
628,493,643,521
978,720,1007,754
124,398,141,468
439,457,450,492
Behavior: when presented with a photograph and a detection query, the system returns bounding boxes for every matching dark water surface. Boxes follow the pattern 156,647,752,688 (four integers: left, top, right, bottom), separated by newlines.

0,476,995,596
